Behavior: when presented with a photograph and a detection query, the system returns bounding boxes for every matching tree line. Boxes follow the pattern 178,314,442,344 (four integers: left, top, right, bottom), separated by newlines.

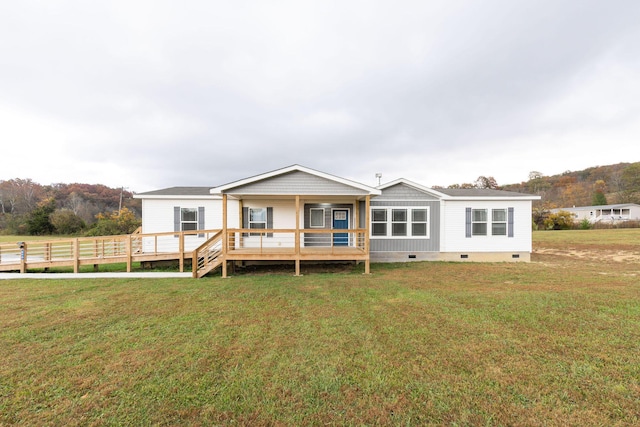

3,162,639,236
0,179,141,236
443,162,640,230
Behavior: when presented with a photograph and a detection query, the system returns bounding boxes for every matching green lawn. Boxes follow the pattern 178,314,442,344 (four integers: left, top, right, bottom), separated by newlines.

1,231,639,426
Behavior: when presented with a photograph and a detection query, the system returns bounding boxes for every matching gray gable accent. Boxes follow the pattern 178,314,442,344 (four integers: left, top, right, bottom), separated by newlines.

377,183,439,200
226,170,369,196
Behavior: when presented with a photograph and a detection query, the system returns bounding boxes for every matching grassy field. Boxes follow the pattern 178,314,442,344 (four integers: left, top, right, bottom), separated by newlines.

1,230,639,426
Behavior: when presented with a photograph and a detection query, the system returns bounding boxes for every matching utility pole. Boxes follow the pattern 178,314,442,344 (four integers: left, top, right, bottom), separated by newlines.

119,186,127,212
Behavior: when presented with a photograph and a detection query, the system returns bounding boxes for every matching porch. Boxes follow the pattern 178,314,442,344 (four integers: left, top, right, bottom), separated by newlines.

192,227,369,278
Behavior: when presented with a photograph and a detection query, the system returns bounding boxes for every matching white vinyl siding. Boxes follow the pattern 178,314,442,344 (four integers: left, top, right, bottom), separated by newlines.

141,199,239,235
442,201,532,253
371,207,430,239
138,198,239,253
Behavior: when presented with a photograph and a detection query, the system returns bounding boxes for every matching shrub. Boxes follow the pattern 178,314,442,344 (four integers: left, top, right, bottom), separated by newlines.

543,211,574,230
578,218,592,230
50,209,86,235
86,207,141,236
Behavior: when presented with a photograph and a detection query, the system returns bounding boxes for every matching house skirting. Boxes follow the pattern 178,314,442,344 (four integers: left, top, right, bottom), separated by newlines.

370,251,531,263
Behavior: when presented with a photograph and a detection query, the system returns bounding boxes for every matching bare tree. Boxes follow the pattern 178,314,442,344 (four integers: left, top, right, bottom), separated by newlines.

474,176,499,189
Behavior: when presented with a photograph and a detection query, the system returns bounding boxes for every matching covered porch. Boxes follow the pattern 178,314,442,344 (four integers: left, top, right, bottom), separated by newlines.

193,165,381,278
217,194,372,277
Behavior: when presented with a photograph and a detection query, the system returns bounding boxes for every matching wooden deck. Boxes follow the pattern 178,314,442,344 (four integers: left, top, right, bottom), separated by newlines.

0,230,219,276
0,228,370,278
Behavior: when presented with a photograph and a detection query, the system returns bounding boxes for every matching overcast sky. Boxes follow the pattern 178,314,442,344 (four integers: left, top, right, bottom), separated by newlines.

1,0,639,192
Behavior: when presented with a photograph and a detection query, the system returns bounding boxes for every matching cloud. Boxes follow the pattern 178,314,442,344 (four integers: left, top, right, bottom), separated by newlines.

1,0,639,192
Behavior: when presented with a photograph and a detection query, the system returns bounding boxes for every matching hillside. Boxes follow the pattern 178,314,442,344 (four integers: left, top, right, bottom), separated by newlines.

501,162,640,208
0,179,140,235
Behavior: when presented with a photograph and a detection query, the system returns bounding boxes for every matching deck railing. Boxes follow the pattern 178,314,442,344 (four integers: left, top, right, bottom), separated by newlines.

0,229,220,273
226,228,367,252
0,228,369,276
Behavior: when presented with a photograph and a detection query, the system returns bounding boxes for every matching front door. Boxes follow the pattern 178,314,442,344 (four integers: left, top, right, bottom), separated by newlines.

332,209,349,246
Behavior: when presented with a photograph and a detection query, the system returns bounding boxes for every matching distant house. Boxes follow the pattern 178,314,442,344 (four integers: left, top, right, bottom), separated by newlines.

553,204,640,224
135,165,540,277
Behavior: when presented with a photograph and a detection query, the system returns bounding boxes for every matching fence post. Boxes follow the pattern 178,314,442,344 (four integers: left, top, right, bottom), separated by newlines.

192,248,198,278
73,239,79,273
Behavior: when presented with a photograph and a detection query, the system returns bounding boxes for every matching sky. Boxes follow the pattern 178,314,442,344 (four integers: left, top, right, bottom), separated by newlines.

1,0,639,193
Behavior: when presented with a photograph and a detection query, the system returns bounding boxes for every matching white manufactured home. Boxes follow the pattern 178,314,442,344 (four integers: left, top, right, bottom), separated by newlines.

553,204,640,224
135,165,540,277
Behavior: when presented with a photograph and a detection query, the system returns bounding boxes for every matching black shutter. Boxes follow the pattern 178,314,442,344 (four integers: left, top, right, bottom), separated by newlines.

242,207,249,237
267,207,273,238
198,206,205,237
174,206,180,237
508,207,514,238
465,207,472,238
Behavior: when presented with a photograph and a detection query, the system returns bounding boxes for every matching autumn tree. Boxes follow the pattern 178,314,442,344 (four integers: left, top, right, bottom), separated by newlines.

532,202,555,229
85,207,141,236
619,163,640,203
0,178,44,215
592,180,607,206
26,198,56,235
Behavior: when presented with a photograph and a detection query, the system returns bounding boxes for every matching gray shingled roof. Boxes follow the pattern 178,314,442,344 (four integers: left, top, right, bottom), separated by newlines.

436,188,535,197
136,186,213,196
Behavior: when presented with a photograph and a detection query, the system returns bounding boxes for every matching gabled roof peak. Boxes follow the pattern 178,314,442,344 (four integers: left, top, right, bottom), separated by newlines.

210,164,381,195
378,179,540,200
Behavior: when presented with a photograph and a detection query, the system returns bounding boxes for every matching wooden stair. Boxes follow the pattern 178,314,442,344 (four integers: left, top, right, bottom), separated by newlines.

192,231,224,278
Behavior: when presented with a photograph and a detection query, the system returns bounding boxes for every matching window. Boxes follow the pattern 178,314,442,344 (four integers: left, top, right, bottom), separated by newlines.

181,208,198,231
466,207,514,238
249,208,266,235
472,209,487,236
370,207,429,238
310,208,325,227
412,209,428,236
372,209,387,236
174,206,204,236
392,209,407,236
492,209,507,236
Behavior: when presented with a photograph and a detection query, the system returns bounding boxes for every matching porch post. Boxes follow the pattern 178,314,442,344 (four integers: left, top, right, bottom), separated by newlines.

222,193,228,278
73,238,79,273
178,232,184,272
295,195,301,276
365,195,371,274
126,235,132,272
